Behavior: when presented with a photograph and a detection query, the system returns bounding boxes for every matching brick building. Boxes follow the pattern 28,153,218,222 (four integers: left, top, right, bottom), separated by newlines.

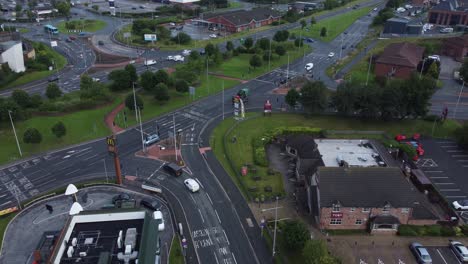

442,34,468,61
428,0,468,26
375,42,425,79
202,8,282,33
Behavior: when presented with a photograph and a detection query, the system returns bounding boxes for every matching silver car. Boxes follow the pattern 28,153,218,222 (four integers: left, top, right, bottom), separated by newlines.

410,242,432,264
450,241,468,262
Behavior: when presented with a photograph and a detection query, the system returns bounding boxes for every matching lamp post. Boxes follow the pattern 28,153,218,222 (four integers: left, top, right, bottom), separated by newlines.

272,196,279,257
453,81,465,119
365,54,373,86
420,58,427,79
8,110,22,157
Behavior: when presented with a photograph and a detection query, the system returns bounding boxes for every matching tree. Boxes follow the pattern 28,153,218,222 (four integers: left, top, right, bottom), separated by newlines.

51,121,66,138
300,19,307,29
92,5,99,11
80,75,94,91
46,83,62,99
11,89,31,108
15,4,22,12
249,55,262,69
175,79,189,93
140,71,156,92
460,58,468,82
244,37,254,50
154,83,170,101
282,220,310,250
124,94,144,110
275,45,286,56
29,94,43,108
303,240,330,264
310,16,316,25
257,38,270,50
300,81,328,113
154,69,169,85
320,27,327,37
108,69,131,91
273,30,289,42
294,38,303,47
332,82,359,115
56,1,70,17
455,123,468,149
426,61,440,79
205,43,217,57
125,64,138,83
354,84,381,118
172,32,191,44
285,88,300,108
23,128,42,144
226,40,234,51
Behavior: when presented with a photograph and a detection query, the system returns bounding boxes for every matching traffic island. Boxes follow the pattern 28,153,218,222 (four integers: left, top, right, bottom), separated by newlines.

135,138,184,165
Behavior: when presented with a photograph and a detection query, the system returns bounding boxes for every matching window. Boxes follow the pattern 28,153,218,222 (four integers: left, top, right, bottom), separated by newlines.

401,208,410,213
330,219,342,225
350,207,355,212
332,204,341,212
355,219,363,225
383,205,391,213
362,208,370,212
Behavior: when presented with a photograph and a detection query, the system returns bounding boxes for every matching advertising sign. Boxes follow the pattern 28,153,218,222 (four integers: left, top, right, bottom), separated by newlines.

264,100,272,115
108,0,115,7
331,212,343,218
144,34,157,42
123,32,131,39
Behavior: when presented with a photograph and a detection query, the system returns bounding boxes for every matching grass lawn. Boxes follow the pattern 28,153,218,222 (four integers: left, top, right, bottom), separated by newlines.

291,6,373,42
211,113,460,199
211,45,312,80
56,19,107,33
0,100,120,165
115,76,240,127
18,28,30,33
2,44,67,90
0,213,17,250
169,236,184,264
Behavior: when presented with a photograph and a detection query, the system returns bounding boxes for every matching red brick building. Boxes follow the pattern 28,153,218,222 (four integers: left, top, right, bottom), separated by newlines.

442,34,468,61
428,0,468,25
375,42,425,79
202,8,282,33
310,167,438,234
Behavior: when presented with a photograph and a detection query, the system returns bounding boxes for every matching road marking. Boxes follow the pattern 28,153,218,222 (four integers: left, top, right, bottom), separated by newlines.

464,165,468,168
215,209,221,224
425,171,443,173
206,193,213,205
436,249,449,264
440,189,461,191
83,154,98,161
223,229,230,245
0,201,12,207
194,178,204,189
435,183,455,185
52,159,69,167
75,150,93,158
34,178,57,189
0,194,7,198
65,169,80,175
430,177,449,179
437,141,455,144
213,252,220,264
147,163,165,180
198,209,205,223
458,160,468,162
453,155,468,158
449,246,463,264
441,146,458,148
232,253,238,264
27,170,43,176
448,150,464,153
447,196,467,198
190,194,196,204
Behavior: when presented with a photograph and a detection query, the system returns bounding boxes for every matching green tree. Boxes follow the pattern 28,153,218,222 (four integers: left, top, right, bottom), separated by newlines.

354,84,381,118
275,45,286,56
92,5,99,11
154,83,170,101
125,64,138,83
282,220,310,250
108,69,131,91
80,75,93,91
256,38,270,50
320,27,327,37
124,94,144,110
172,32,191,44
51,121,66,138
300,81,328,113
460,58,468,82
294,38,303,47
310,16,316,25
285,88,300,108
426,61,440,79
175,79,189,93
29,94,43,108
244,37,254,50
205,43,217,56
15,4,22,12
23,128,42,144
380,83,405,120
226,40,234,51
140,71,156,92
273,30,289,42
249,55,262,69
154,69,169,85
455,123,468,149
11,89,31,108
303,240,330,264
300,19,307,29
46,83,62,99
332,82,358,115
56,1,71,17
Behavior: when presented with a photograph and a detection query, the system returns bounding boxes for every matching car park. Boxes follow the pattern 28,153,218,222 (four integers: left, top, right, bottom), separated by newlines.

153,211,165,231
184,179,200,193
453,199,468,210
410,242,432,264
328,52,335,58
144,134,160,146
140,199,161,211
450,241,468,262
163,163,183,177
112,193,131,204
305,63,314,72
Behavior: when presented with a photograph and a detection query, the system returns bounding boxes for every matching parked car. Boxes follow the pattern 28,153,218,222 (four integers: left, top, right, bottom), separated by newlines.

410,242,432,264
153,211,165,231
144,59,157,66
173,55,184,62
163,163,183,177
453,199,468,210
305,63,314,72
48,75,59,82
140,199,162,211
305,37,314,43
144,134,160,146
184,179,200,193
167,55,174,61
450,241,468,262
98,40,104,45
440,27,454,33
92,77,100,82
69,36,76,40
428,55,440,61
112,193,131,204
209,34,217,38
182,49,191,56
328,52,335,58
65,38,72,43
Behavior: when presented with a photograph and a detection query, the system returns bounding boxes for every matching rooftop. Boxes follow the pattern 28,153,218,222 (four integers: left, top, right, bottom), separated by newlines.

203,7,282,26
315,139,386,167
375,42,425,68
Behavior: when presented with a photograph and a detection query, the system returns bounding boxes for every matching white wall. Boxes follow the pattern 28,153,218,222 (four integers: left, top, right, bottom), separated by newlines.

0,42,25,73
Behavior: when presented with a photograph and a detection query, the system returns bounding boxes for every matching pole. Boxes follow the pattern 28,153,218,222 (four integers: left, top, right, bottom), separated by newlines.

420,58,426,78
431,118,437,137
206,58,209,95
453,81,464,119
173,113,178,161
268,38,272,71
103,158,109,183
365,54,372,86
133,82,138,122
138,107,146,153
339,35,343,60
272,196,279,257
8,110,22,157
222,80,225,120
286,53,290,81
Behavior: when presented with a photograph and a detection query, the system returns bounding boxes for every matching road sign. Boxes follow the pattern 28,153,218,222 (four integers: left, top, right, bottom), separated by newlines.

123,32,131,38
144,34,157,42
106,135,117,155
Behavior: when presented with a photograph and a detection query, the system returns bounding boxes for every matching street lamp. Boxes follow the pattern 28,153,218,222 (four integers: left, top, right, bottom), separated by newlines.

419,58,428,79
453,81,465,119
272,196,279,257
65,184,78,202
69,202,83,216
8,110,22,157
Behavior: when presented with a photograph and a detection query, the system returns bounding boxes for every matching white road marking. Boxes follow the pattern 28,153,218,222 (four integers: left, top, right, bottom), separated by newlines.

447,196,467,198
425,171,443,173
194,178,204,189
435,183,455,185
83,154,98,161
436,249,448,264
232,253,238,264
213,252,220,264
147,163,165,180
215,209,221,224
65,169,80,175
0,201,12,207
441,189,461,191
223,229,230,245
430,177,449,179
198,209,205,223
206,193,213,205
447,150,464,153
453,155,468,158
441,146,457,148
190,194,196,204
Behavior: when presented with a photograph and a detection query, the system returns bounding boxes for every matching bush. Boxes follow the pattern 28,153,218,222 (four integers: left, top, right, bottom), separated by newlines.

23,128,42,144
460,225,468,236
398,225,419,236
425,225,441,236
440,226,456,236
271,21,279,26
253,147,268,167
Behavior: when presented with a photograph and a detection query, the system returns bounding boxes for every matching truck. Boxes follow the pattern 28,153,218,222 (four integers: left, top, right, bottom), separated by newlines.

232,88,249,104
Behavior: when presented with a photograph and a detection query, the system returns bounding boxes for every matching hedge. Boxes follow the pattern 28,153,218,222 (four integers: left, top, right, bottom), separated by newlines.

398,225,456,237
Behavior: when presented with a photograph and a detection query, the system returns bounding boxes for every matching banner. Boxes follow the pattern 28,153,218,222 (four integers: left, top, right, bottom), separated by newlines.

144,34,157,42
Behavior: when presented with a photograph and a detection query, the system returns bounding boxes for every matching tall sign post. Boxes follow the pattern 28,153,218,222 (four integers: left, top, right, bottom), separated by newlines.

263,100,272,116
233,96,245,120
106,135,122,185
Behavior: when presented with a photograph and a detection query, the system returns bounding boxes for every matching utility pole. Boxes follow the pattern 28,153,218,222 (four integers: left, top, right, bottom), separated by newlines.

206,58,209,95
366,54,372,86
222,80,225,120
137,107,146,154
132,82,138,122
339,35,343,60
103,158,108,183
420,58,427,79
173,113,178,161
453,81,465,119
268,37,272,71
272,196,279,257
106,135,122,185
286,53,290,81
8,110,22,157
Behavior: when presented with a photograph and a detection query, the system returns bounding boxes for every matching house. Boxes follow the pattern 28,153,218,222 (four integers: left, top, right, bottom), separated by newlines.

442,34,468,61
34,3,56,17
0,41,25,72
310,167,438,233
375,42,425,79
428,0,468,26
22,41,36,61
284,135,323,182
202,8,282,33
383,17,423,35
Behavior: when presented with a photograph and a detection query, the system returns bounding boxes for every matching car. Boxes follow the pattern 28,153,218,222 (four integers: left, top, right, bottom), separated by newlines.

153,211,165,231
144,134,160,146
428,55,440,61
182,49,191,56
167,55,174,61
373,7,378,11
279,78,287,85
163,163,183,177
453,199,468,210
48,75,59,82
169,22,176,26
92,77,100,82
112,193,130,204
199,49,206,55
65,38,72,43
98,40,104,45
328,52,335,58
173,55,184,62
131,6,137,10
305,63,314,71
209,34,217,38
344,31,348,34
140,199,162,211
69,36,76,40
450,241,468,262
305,37,314,43
410,242,432,264
139,5,145,9
144,59,157,66
184,178,200,193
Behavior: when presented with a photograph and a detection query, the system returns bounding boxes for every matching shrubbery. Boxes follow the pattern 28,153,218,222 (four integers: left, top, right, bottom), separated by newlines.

398,225,457,237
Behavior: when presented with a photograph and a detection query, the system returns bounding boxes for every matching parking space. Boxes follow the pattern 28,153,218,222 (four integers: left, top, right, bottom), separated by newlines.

356,246,415,264
426,246,462,264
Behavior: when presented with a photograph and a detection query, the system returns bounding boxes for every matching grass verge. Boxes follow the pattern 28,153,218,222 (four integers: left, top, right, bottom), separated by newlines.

169,236,184,264
56,19,107,33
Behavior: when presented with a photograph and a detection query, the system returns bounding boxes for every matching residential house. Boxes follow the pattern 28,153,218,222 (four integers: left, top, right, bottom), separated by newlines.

442,34,468,61
375,42,425,79
202,8,282,33
428,0,468,26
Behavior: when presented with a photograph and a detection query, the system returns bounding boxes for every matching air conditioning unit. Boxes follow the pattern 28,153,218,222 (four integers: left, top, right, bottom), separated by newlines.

67,246,74,258
79,252,87,257
71,237,77,247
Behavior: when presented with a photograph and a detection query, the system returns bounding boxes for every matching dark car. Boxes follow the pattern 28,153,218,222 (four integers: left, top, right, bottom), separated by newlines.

112,193,131,204
65,38,72,43
163,163,183,177
69,36,76,40
98,40,104,45
279,78,288,85
342,45,347,50
48,75,59,82
140,199,162,211
305,38,314,43
199,49,206,55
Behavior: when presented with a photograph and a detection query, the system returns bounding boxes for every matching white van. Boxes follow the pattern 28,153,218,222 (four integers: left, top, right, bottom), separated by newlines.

144,59,157,66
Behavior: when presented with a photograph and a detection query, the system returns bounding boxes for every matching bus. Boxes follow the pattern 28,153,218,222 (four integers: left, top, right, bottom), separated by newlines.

44,24,59,34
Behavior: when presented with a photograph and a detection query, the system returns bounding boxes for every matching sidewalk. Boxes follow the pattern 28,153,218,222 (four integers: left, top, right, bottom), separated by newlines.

104,103,125,134
208,72,249,84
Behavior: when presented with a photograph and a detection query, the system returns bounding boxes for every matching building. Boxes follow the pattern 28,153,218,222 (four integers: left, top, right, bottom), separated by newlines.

442,34,468,61
202,8,282,33
46,209,161,264
169,0,200,3
0,40,26,73
288,1,324,12
34,3,56,17
428,0,468,26
375,42,425,79
383,17,423,35
23,41,36,61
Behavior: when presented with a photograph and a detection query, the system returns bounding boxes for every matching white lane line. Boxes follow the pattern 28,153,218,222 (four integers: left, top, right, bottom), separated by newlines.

34,178,57,189
447,150,464,153
83,154,98,161
206,193,213,205
198,209,205,223
213,252,220,264
190,194,196,204
430,177,449,179
441,145,458,148
223,229,230,245
447,196,467,198
148,162,165,180
75,150,93,158
52,159,69,167
458,160,468,162
232,253,238,264
27,170,42,176
453,155,468,158
65,169,80,175
449,248,463,264
0,201,12,207
194,178,204,189
0,194,7,199
215,209,222,224
440,189,461,191
30,172,52,183
437,141,456,144
464,165,468,168
435,183,455,185
425,171,443,173
437,248,449,264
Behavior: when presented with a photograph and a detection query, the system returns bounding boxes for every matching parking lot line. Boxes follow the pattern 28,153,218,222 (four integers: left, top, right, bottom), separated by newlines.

441,145,458,148
440,189,461,191
435,183,455,185
425,171,444,173
453,155,468,158
447,150,464,153
437,249,449,264
458,160,468,162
